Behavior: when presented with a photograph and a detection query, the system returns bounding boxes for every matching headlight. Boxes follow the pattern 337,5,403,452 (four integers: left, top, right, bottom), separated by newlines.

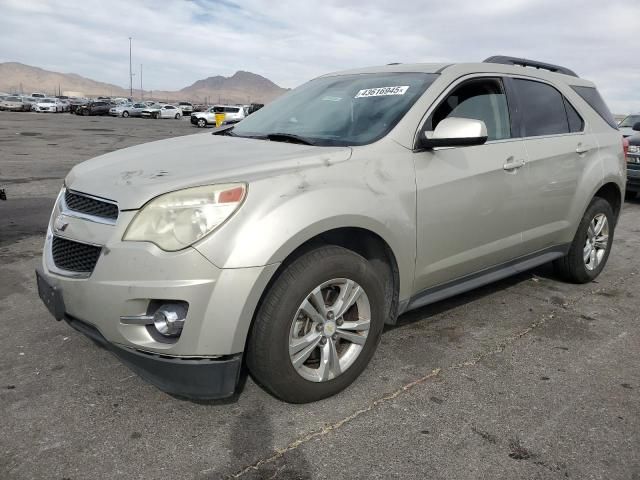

629,145,639,154
123,183,246,251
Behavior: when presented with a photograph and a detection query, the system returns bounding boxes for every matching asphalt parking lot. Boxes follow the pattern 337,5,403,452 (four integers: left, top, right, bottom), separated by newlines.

1,111,639,480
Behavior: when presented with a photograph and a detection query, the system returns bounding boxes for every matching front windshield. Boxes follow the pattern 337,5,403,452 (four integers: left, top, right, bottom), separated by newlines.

232,72,438,146
619,115,640,128
6,96,21,101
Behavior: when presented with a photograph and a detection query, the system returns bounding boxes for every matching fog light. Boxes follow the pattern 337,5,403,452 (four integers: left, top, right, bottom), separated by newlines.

153,304,186,337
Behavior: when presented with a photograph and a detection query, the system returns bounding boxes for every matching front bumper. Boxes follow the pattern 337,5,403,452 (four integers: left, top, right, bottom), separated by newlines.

37,190,279,397
64,309,242,399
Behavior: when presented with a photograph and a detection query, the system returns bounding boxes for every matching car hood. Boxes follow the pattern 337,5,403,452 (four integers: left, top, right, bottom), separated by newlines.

65,133,352,209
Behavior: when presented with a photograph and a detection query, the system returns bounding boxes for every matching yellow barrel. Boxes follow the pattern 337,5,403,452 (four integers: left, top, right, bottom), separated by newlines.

215,112,226,127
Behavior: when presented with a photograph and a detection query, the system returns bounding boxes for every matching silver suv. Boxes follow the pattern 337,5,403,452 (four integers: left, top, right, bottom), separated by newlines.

37,56,626,403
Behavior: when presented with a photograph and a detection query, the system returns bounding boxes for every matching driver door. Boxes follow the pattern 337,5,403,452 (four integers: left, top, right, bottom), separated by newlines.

413,76,529,293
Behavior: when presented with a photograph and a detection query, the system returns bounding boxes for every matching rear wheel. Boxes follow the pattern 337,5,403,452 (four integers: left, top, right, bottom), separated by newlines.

247,246,386,403
554,197,615,283
175,113,181,119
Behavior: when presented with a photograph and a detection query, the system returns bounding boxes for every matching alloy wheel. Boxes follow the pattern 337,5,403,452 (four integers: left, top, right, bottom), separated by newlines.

583,213,609,271
288,278,370,382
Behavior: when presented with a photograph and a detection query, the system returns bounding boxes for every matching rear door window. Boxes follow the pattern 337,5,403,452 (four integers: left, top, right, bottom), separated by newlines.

512,79,569,137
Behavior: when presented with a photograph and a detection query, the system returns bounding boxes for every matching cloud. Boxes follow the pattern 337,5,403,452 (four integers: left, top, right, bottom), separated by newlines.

0,0,638,112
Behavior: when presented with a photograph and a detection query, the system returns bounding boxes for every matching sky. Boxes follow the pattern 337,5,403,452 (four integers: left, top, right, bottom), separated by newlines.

0,0,638,113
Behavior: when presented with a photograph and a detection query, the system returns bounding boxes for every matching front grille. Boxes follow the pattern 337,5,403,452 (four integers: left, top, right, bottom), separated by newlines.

51,236,102,273
65,190,118,221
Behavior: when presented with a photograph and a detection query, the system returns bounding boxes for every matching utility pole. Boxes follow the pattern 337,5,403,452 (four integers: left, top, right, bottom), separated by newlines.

140,64,143,100
129,37,133,97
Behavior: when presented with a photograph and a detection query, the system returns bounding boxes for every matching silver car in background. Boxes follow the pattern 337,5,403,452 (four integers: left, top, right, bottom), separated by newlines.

109,102,148,118
37,56,625,403
0,95,31,111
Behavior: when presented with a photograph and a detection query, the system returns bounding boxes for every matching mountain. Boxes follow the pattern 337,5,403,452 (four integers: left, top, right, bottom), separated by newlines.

180,70,286,103
0,62,288,103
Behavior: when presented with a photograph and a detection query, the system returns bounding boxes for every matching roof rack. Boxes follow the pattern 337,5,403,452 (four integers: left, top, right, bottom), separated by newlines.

483,55,578,78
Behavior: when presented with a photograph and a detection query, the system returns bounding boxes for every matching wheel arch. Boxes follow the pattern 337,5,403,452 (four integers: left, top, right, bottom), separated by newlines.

593,181,622,223
242,226,402,356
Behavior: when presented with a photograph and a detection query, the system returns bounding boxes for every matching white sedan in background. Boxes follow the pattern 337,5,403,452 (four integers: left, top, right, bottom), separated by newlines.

141,104,182,119
33,98,64,113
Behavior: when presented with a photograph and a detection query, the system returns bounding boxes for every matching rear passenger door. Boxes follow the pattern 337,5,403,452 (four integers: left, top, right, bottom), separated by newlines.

506,78,595,253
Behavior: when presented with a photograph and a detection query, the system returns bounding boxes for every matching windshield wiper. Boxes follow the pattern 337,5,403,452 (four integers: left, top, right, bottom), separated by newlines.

211,124,236,136
266,133,315,145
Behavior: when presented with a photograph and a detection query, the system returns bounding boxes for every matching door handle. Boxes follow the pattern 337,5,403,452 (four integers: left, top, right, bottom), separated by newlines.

503,158,526,171
576,144,593,155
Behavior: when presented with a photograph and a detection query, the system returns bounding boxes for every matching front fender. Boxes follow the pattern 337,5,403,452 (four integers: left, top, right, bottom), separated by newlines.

195,164,417,300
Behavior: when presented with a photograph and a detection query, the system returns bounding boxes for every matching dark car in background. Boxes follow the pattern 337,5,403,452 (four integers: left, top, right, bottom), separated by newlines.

75,101,112,116
625,125,640,198
619,114,640,138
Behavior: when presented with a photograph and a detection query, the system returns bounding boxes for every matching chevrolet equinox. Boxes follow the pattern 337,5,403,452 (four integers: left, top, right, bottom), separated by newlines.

37,56,626,403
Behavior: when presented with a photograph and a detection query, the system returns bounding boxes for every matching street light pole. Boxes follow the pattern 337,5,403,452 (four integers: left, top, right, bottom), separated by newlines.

129,37,133,97
140,64,143,100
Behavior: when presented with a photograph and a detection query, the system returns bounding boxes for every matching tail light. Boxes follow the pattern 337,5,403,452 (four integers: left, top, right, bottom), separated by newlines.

623,137,629,163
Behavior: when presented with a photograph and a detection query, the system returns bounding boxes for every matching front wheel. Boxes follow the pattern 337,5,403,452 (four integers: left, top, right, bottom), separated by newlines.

122,111,129,118
175,113,181,119
197,118,206,128
247,246,386,403
554,197,615,283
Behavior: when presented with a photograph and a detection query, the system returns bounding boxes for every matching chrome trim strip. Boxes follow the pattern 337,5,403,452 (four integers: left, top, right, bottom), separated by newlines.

120,314,154,325
61,188,119,226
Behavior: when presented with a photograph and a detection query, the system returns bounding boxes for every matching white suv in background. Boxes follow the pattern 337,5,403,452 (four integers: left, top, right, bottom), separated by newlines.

190,105,246,127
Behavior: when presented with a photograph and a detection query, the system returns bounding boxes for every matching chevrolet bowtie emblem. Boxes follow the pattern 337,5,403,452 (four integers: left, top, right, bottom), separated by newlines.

54,215,69,233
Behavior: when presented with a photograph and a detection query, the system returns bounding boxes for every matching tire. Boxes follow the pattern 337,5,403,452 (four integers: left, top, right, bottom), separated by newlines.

122,111,129,118
247,245,387,403
553,197,615,284
153,112,159,119
197,118,206,128
175,113,181,119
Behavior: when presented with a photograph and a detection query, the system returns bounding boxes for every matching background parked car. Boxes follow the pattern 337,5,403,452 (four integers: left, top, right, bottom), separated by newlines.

190,104,246,127
141,104,182,119
75,101,112,116
22,96,39,109
619,114,640,137
30,92,46,98
68,97,89,113
109,102,148,117
178,102,194,114
33,98,63,113
0,96,31,111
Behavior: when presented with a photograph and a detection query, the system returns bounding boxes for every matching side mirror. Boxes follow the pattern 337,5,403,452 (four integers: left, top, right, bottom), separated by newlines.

632,122,640,132
419,117,488,149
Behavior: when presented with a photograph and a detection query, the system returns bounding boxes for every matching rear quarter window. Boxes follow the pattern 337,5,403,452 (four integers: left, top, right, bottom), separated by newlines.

571,86,618,130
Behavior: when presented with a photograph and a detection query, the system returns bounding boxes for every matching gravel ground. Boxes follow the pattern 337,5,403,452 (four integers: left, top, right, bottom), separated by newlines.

0,111,638,480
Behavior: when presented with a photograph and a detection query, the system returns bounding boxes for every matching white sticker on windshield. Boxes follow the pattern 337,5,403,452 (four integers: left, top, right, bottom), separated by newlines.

354,86,409,98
